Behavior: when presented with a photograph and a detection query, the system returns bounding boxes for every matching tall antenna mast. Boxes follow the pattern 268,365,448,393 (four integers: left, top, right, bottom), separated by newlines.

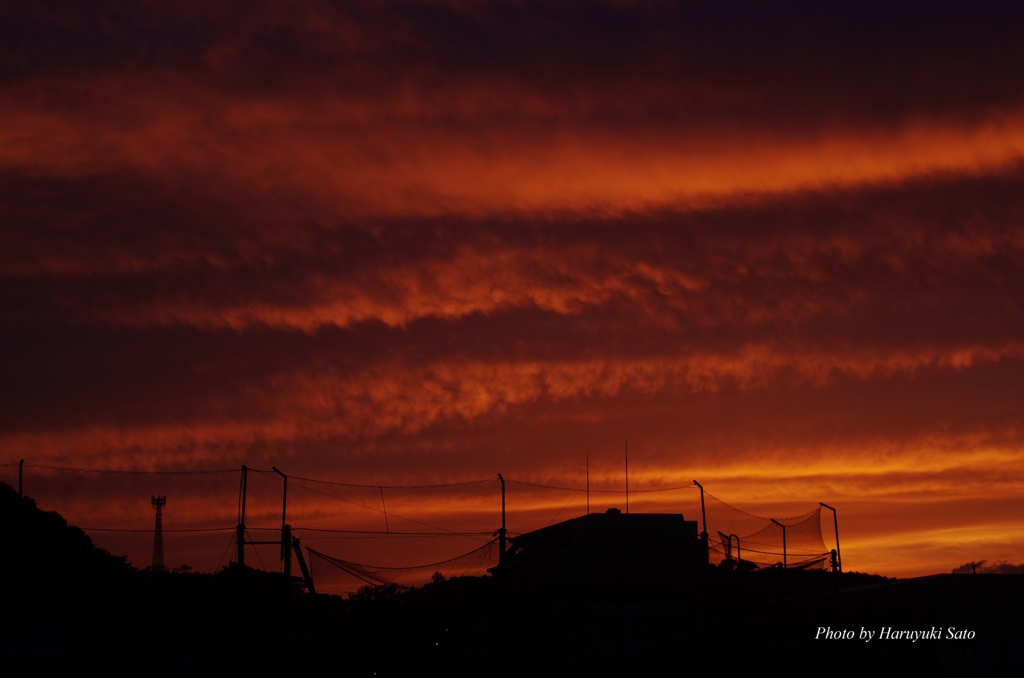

151,496,166,572
625,439,629,515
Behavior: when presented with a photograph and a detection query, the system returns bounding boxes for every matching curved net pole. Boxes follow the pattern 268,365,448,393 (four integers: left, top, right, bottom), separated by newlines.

693,480,708,567
770,519,786,569
820,502,841,573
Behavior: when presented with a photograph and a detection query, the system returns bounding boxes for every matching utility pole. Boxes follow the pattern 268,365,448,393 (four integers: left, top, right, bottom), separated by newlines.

586,456,589,515
151,496,166,572
497,473,506,563
236,465,248,567
771,519,787,569
820,503,842,573
273,467,290,576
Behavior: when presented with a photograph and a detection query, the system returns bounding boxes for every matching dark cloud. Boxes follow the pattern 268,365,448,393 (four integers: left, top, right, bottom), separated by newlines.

4,1,1024,131
2,1,1024,576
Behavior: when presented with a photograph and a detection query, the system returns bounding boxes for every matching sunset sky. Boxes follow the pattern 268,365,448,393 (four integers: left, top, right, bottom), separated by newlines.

3,1,1024,580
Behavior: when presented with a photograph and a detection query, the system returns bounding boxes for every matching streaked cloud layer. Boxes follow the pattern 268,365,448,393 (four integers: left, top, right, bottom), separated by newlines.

2,1,1024,577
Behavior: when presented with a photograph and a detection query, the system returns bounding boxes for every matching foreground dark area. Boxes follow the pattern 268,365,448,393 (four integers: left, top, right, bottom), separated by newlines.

1,482,1020,677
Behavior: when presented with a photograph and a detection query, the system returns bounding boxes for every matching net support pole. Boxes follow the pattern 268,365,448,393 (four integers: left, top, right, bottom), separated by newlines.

236,465,248,567
771,519,787,569
820,503,841,573
730,534,740,563
497,473,506,564
693,480,708,567
273,466,289,572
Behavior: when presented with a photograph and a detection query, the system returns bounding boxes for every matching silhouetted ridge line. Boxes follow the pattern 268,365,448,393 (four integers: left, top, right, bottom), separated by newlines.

505,478,697,493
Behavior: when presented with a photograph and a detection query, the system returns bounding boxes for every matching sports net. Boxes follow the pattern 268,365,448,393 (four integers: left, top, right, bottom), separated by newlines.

709,504,830,570
307,538,499,594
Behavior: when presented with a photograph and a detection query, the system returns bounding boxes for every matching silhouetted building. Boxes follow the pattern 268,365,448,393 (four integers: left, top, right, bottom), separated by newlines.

492,508,703,584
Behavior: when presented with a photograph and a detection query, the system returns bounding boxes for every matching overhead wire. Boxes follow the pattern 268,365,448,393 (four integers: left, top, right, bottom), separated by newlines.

23,463,237,475
284,477,489,542
40,471,87,509
288,475,495,490
217,530,237,570
80,526,236,533
505,478,696,494
546,491,581,526
244,528,267,572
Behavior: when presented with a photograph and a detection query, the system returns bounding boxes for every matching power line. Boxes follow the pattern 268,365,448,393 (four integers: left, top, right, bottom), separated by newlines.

23,463,238,475
288,475,495,490
40,471,87,509
505,478,696,494
216,530,237,569
252,467,492,490
286,478,490,541
546,491,580,526
79,526,236,533
244,528,267,572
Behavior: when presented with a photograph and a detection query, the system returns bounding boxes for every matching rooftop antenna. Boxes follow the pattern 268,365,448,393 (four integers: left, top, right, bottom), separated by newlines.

625,439,629,515
151,496,166,572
